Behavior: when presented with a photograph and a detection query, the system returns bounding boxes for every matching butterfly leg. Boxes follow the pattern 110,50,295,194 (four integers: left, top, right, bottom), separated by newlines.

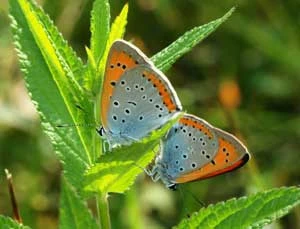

145,165,161,182
96,127,113,152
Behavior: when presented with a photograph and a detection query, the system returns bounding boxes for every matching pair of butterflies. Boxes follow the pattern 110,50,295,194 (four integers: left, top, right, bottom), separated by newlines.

99,40,250,190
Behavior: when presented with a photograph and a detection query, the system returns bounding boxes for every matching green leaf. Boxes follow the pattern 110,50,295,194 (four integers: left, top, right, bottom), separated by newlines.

59,179,98,229
85,0,110,92
151,7,235,72
90,0,110,64
9,0,94,189
0,215,31,229
33,0,85,86
83,113,183,194
94,3,128,95
176,187,300,229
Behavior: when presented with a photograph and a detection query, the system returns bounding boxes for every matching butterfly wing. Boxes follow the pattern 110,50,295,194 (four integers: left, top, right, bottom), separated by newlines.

160,114,220,183
101,40,152,129
174,123,250,184
106,65,182,146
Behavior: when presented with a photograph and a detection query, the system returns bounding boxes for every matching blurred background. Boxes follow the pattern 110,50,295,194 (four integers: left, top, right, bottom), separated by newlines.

1,0,300,228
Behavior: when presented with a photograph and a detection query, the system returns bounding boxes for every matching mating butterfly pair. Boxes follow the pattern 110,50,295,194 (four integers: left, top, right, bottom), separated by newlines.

99,40,250,189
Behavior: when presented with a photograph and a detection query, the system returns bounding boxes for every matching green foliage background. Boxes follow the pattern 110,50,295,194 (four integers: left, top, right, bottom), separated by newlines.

0,0,300,228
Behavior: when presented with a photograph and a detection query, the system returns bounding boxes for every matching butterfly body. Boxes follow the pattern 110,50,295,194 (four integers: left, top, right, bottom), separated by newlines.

150,114,250,189
100,40,182,148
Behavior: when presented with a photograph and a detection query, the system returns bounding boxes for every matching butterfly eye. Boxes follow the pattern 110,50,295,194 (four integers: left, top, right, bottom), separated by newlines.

97,127,105,136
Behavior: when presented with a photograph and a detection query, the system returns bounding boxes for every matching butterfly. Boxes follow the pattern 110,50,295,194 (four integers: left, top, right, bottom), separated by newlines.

149,113,250,190
98,40,182,149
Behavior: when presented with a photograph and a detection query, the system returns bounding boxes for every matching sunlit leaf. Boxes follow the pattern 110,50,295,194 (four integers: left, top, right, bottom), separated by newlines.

90,0,110,64
176,187,300,229
151,7,235,72
9,0,93,189
59,180,99,229
86,0,110,92
83,113,182,194
94,3,128,96
0,215,31,229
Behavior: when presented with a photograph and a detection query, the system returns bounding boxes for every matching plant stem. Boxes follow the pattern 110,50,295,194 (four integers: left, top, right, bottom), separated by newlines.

97,193,111,229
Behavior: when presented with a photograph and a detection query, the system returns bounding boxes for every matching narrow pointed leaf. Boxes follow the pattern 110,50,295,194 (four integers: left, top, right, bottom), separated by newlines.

94,3,128,95
86,0,110,92
83,113,182,194
0,216,31,229
9,0,93,189
59,180,98,229
33,0,85,85
90,0,110,64
176,187,300,229
151,7,235,72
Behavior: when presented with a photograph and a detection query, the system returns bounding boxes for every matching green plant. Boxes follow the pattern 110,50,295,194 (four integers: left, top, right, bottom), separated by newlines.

1,0,300,228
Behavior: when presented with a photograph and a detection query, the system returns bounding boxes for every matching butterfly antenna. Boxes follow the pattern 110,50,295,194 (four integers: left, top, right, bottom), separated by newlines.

5,169,22,224
56,123,96,128
53,103,98,129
